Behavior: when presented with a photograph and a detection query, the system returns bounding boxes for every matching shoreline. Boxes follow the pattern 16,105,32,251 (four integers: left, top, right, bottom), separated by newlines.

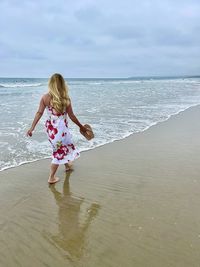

1,102,200,173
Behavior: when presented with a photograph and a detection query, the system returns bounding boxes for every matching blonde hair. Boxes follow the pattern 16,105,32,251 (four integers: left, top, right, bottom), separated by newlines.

48,73,70,114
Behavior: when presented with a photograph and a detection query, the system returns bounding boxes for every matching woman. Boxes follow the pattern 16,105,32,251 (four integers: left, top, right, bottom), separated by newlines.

26,73,87,184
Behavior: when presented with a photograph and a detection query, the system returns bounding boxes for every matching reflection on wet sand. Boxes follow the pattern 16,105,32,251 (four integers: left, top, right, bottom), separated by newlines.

49,171,101,261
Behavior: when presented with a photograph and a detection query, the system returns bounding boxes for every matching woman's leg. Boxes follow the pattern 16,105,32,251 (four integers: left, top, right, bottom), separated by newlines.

65,161,73,171
48,163,59,183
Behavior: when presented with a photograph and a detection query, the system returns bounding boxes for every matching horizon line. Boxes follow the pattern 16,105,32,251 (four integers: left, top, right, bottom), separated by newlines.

0,74,200,79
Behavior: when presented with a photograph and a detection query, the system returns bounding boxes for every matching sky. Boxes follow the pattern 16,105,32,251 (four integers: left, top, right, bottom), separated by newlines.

0,0,199,78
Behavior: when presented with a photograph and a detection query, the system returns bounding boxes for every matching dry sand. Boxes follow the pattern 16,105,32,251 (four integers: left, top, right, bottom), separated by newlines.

0,105,200,267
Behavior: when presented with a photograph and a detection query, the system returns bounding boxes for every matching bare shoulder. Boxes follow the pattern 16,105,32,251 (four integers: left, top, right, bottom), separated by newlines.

66,98,72,109
42,93,51,106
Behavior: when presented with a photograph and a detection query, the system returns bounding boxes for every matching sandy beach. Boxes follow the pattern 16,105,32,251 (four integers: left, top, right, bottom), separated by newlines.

1,105,200,267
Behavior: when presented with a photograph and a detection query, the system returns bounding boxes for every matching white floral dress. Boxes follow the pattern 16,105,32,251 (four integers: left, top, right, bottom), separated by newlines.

45,106,80,164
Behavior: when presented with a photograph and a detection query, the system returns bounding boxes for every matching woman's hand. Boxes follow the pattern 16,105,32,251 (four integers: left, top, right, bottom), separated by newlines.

79,125,88,133
26,128,34,137
26,96,46,137
79,124,94,140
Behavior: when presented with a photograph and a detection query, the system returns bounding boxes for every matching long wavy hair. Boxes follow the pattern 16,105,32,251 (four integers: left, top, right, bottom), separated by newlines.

48,73,70,113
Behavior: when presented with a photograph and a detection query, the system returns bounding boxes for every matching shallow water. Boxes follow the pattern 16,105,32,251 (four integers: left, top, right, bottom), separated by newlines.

0,77,200,171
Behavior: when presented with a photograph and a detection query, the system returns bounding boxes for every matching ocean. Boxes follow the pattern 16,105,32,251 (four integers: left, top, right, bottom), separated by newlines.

0,77,200,171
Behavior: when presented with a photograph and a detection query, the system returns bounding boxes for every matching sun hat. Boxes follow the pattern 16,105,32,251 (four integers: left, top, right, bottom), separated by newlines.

80,124,94,140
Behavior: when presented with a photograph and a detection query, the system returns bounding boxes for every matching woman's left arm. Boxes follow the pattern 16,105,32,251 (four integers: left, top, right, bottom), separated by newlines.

26,96,46,137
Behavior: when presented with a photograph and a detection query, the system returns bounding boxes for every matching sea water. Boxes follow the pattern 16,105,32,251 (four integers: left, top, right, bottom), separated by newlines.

0,77,200,171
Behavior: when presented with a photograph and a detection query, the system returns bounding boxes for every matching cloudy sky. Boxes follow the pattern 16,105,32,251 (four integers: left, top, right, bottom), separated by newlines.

0,0,199,78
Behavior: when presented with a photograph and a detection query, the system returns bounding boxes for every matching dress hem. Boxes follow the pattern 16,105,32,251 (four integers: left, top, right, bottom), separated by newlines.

51,153,80,165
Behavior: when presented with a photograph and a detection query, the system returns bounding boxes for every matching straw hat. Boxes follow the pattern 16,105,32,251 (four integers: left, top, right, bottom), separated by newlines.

80,124,94,140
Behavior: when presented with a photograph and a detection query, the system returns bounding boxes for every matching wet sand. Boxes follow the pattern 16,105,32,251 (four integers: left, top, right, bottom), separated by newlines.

1,105,200,267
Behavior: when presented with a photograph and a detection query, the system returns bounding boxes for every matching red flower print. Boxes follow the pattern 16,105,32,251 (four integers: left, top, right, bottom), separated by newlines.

64,118,68,127
60,145,69,154
53,145,69,160
48,124,53,130
46,121,58,139
53,149,65,160
45,120,51,128
49,134,55,139
68,144,75,150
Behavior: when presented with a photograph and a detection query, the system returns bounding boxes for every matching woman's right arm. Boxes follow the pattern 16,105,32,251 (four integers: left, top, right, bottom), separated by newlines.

67,102,87,133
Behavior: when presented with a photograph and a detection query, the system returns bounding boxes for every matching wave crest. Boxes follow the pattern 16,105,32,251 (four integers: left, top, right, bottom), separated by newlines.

0,83,44,88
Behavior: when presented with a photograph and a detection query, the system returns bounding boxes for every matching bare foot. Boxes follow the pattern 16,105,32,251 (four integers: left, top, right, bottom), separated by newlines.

48,177,59,184
68,161,73,168
65,161,73,172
